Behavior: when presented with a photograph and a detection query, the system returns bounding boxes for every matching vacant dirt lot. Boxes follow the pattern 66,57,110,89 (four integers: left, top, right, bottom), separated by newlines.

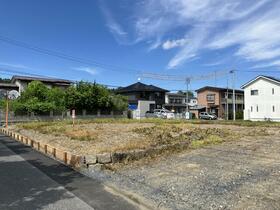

10,119,279,157
83,134,280,210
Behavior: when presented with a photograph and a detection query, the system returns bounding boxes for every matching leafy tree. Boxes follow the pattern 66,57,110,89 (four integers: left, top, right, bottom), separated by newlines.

111,94,128,111
48,87,66,111
10,80,128,115
0,77,11,83
177,90,194,98
65,81,127,111
11,81,66,114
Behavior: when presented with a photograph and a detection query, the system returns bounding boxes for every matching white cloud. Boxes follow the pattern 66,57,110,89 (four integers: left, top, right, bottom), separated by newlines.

132,0,276,68
251,60,280,69
99,2,128,44
73,67,98,76
203,61,224,67
208,8,280,62
0,62,29,69
162,38,188,50
147,38,162,51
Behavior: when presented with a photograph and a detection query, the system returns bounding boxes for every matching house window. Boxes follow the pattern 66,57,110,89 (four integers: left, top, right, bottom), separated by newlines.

273,105,275,112
256,105,258,112
272,88,274,95
251,90,258,95
206,94,215,101
251,106,253,112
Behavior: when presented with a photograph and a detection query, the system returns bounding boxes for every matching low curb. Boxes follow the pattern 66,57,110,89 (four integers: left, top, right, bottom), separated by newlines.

0,128,85,168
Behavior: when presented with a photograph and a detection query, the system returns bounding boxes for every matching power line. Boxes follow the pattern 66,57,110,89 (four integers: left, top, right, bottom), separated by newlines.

0,68,56,78
236,70,280,73
0,35,141,75
0,68,122,88
139,69,230,82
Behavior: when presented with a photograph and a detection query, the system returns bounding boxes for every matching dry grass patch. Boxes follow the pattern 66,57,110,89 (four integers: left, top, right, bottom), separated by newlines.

14,119,274,158
133,125,236,150
64,129,98,141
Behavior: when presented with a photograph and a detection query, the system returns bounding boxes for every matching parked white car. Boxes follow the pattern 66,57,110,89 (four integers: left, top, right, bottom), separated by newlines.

154,109,175,119
199,112,217,120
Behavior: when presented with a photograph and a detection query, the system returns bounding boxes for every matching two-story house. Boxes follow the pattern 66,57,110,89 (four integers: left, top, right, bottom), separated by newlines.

164,92,197,113
11,75,72,94
196,86,244,119
241,75,280,121
116,82,168,117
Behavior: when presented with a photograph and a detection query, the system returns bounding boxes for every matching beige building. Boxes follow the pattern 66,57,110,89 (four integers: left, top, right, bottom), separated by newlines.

11,75,72,93
196,86,244,119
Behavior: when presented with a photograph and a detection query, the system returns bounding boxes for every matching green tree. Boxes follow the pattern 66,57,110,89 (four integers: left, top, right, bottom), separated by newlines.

177,90,194,98
10,80,128,115
11,81,66,114
64,81,127,112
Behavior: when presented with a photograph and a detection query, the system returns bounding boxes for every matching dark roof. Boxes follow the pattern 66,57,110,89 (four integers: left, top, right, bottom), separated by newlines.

116,82,168,93
11,75,72,85
196,86,244,93
241,75,280,89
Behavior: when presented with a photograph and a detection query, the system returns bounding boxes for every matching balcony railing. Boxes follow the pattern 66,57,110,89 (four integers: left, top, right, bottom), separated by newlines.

221,98,243,104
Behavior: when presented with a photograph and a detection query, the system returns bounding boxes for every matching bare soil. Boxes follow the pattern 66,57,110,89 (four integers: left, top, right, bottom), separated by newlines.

10,120,279,157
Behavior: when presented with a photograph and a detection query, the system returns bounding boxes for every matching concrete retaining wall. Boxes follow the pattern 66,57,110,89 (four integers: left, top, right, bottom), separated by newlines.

0,128,85,168
1,128,191,167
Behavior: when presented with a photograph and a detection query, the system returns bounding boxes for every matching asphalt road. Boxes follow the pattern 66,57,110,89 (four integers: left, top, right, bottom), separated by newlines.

0,134,138,210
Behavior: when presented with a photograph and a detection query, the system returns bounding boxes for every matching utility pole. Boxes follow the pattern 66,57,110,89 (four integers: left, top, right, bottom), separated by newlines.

226,78,229,120
185,78,190,113
5,91,9,128
230,70,236,121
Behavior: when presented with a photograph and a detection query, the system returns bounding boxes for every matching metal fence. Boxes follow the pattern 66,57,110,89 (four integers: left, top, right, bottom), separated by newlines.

0,110,128,124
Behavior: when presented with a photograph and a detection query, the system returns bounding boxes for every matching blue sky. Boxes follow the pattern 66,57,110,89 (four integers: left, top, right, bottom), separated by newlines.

0,0,280,91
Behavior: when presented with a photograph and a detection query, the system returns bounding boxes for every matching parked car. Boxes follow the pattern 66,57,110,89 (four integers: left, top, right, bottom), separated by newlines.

145,111,157,118
199,112,217,120
154,109,175,119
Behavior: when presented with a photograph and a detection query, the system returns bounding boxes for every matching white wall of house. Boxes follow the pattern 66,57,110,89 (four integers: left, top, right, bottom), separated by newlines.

14,80,27,94
137,100,155,118
188,98,197,106
243,78,280,121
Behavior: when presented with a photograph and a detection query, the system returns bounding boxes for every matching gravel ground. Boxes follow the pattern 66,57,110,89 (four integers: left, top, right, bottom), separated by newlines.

81,135,280,210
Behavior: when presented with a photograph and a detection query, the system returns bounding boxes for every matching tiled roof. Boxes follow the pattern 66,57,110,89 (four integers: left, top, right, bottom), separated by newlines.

116,82,168,93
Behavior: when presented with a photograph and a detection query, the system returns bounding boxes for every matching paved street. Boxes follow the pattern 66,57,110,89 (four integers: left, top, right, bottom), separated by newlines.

0,134,138,210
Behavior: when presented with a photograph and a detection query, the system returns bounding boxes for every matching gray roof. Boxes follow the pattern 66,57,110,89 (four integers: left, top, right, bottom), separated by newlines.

11,75,72,85
116,82,168,93
241,75,280,89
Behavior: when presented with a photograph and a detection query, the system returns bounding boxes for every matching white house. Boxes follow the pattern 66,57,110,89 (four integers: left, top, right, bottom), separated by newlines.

241,75,280,121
